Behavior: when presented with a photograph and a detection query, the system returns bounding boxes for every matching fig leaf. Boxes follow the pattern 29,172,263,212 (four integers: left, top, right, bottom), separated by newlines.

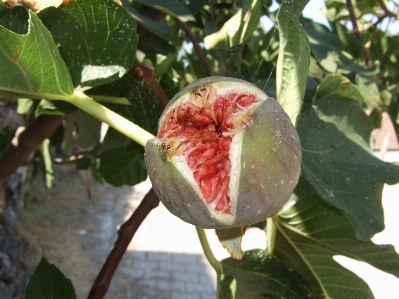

298,95,399,240
274,178,399,298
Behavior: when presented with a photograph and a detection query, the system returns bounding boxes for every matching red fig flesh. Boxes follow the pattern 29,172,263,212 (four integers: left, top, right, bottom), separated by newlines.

145,77,301,228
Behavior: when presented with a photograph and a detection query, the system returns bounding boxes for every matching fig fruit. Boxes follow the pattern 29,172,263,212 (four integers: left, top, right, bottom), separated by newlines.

145,77,301,228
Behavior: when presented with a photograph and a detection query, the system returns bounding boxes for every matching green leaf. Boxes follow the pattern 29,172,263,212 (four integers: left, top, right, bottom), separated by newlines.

0,11,74,99
219,274,236,299
100,127,132,154
122,0,181,45
315,74,365,103
302,17,375,77
39,0,138,89
36,100,77,116
90,73,159,135
0,5,29,34
40,139,54,188
204,0,261,50
136,26,176,55
274,179,399,298
75,156,91,170
298,96,399,240
17,98,34,114
63,110,101,150
133,0,195,22
187,0,207,15
303,17,342,73
26,257,76,299
99,142,147,186
225,44,243,78
279,0,309,17
276,0,310,125
155,52,178,81
219,249,313,298
355,73,380,110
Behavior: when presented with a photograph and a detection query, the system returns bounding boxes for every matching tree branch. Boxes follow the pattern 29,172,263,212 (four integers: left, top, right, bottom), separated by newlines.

86,189,160,299
377,0,397,17
0,114,62,185
175,18,213,77
130,60,170,113
87,61,169,299
346,0,374,67
346,0,361,39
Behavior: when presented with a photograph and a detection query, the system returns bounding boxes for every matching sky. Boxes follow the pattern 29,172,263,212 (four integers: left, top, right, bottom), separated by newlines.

263,0,399,34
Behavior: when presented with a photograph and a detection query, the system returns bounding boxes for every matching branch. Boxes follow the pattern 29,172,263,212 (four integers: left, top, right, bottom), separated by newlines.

346,0,361,39
377,0,397,17
0,114,62,185
130,60,170,112
87,188,160,299
87,61,169,299
346,0,374,67
175,18,213,77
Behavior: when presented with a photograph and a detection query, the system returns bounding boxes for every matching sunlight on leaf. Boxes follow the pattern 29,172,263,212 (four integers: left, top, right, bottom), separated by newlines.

133,0,195,22
39,0,138,89
204,0,260,50
121,0,181,45
276,0,310,125
274,179,399,298
316,74,365,103
298,96,399,240
219,249,313,298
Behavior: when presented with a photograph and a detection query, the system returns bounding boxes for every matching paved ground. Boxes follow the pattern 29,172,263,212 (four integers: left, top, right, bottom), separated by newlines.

93,178,219,299
83,174,399,299
18,152,399,299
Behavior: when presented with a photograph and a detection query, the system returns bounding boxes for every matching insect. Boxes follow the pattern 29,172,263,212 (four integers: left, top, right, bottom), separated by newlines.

161,143,171,154
191,84,210,96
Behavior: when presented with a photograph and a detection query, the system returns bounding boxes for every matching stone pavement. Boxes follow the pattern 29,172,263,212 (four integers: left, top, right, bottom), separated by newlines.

94,179,253,299
19,156,399,299
79,178,267,299
92,176,399,299
110,165,399,299
110,179,218,299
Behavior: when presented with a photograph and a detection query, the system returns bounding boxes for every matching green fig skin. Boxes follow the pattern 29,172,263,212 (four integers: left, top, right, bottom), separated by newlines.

145,77,301,229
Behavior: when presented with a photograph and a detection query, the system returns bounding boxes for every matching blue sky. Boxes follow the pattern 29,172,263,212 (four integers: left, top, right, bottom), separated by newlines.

263,0,399,34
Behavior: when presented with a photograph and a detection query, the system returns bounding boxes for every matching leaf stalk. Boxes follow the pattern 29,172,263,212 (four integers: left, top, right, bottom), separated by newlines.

266,216,277,254
68,93,154,147
196,227,221,273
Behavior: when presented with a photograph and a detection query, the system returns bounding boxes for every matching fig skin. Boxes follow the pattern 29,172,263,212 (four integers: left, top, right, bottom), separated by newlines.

145,76,301,229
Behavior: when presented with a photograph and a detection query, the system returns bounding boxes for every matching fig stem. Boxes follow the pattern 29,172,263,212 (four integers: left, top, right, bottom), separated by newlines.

267,217,277,254
196,227,221,272
89,95,131,105
68,92,154,147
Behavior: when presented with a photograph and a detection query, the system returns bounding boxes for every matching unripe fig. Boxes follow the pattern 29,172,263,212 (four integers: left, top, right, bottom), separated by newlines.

145,77,301,229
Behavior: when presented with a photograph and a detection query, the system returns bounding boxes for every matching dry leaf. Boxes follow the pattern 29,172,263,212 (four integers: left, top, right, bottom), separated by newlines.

216,227,246,260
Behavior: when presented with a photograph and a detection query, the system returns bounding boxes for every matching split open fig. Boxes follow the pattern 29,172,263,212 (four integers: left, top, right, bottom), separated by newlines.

145,76,301,228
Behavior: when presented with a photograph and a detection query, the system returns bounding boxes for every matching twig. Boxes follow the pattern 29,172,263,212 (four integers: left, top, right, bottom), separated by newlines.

87,61,169,299
0,115,62,185
346,0,374,67
377,0,397,17
87,189,160,299
174,18,213,77
81,170,92,201
346,0,361,39
130,60,170,113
